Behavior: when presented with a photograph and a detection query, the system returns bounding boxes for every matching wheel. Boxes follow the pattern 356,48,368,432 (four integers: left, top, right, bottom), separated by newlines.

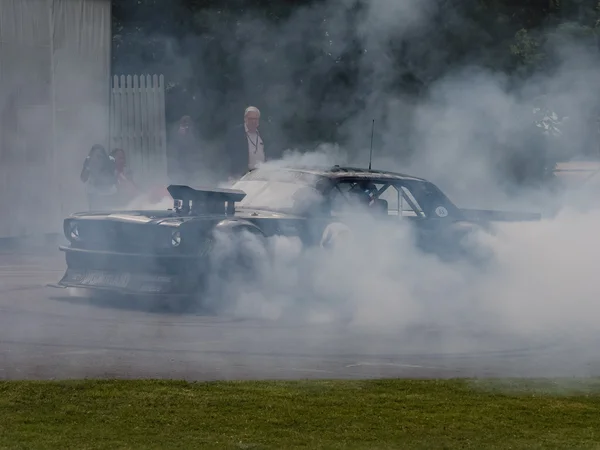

200,227,270,314
320,222,353,250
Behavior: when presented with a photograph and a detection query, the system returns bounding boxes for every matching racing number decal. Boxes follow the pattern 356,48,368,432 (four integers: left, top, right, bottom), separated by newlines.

435,206,448,217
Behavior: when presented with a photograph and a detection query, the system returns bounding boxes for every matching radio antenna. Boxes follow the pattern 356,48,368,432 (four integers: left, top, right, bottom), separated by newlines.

368,119,375,170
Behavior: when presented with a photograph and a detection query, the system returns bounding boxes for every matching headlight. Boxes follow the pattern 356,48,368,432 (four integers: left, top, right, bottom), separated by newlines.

171,230,181,247
69,222,80,241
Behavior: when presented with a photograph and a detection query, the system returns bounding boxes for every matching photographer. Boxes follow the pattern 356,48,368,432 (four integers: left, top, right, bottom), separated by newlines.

80,144,117,210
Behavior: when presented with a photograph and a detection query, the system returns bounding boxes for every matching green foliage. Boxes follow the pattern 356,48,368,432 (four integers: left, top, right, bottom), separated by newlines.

510,28,545,67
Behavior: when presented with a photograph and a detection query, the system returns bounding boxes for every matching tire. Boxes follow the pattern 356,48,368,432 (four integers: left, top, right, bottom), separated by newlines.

200,227,269,314
320,222,353,250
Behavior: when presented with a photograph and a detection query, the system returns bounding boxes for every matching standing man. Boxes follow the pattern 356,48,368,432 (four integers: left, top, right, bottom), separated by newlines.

224,106,267,180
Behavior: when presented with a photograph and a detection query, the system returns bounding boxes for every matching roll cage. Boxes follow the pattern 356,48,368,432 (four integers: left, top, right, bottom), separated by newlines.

320,177,461,220
233,168,462,220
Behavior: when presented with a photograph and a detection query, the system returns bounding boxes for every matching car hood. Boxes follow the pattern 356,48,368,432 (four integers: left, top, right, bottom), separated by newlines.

68,210,220,227
68,206,302,228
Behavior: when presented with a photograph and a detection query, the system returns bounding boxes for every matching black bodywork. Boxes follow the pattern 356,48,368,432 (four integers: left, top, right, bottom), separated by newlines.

57,165,541,296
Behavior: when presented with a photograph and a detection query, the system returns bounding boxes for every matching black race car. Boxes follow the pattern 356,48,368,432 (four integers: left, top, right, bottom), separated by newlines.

56,165,541,299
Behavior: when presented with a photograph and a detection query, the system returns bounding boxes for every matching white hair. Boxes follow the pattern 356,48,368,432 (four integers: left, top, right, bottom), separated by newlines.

244,106,260,117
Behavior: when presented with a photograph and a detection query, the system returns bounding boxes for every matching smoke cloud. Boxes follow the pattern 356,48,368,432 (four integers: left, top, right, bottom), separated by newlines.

207,167,600,337
5,0,600,383
148,0,600,363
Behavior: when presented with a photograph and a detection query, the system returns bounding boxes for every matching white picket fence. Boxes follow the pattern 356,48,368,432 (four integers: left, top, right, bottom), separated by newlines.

110,74,167,185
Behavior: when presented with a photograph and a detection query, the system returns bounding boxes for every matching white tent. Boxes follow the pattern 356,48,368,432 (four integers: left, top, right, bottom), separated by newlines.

0,0,111,238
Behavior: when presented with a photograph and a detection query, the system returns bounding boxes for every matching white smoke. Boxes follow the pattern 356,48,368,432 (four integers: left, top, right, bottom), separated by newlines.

118,0,599,344
142,1,600,350
199,165,600,353
29,0,600,382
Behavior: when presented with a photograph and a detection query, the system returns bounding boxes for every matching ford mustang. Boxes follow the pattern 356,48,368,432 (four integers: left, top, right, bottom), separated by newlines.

56,165,541,300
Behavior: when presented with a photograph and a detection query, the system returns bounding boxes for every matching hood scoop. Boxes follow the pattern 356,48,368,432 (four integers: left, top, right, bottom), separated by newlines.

106,213,155,223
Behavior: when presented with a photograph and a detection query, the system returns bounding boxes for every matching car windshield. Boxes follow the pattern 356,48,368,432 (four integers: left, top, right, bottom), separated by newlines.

232,180,322,212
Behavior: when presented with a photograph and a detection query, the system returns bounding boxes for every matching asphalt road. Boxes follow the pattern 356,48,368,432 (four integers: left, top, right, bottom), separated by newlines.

1,250,599,381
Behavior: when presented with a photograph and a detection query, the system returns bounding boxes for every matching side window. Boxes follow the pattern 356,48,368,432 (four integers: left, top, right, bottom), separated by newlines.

400,186,425,217
377,185,400,216
378,184,424,217
329,181,394,216
327,181,426,218
329,182,357,215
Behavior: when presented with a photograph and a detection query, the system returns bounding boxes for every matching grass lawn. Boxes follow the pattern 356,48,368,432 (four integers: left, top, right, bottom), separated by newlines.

1,378,600,449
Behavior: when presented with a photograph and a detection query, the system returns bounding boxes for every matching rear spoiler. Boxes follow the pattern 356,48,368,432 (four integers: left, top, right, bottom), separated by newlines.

167,185,246,215
459,208,542,222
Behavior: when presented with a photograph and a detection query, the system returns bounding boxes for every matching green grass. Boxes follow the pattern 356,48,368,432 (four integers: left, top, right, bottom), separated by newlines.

2,378,600,449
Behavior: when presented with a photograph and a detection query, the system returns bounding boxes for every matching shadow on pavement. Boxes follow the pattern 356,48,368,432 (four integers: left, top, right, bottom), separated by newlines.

47,288,221,317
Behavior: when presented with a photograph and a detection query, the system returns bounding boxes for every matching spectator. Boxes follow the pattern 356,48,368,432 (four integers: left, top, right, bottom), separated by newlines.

168,115,205,184
224,106,268,180
110,148,138,205
80,144,117,210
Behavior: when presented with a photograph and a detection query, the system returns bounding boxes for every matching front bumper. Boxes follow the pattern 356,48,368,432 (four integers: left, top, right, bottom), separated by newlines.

58,246,204,295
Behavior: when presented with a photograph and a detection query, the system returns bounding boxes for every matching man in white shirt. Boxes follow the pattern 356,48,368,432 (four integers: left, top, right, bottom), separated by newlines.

244,106,265,170
224,106,268,179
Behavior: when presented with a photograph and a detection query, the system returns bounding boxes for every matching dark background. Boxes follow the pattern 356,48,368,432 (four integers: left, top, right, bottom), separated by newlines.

110,0,600,186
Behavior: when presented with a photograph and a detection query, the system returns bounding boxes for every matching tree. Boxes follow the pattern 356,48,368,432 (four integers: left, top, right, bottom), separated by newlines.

111,0,600,186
